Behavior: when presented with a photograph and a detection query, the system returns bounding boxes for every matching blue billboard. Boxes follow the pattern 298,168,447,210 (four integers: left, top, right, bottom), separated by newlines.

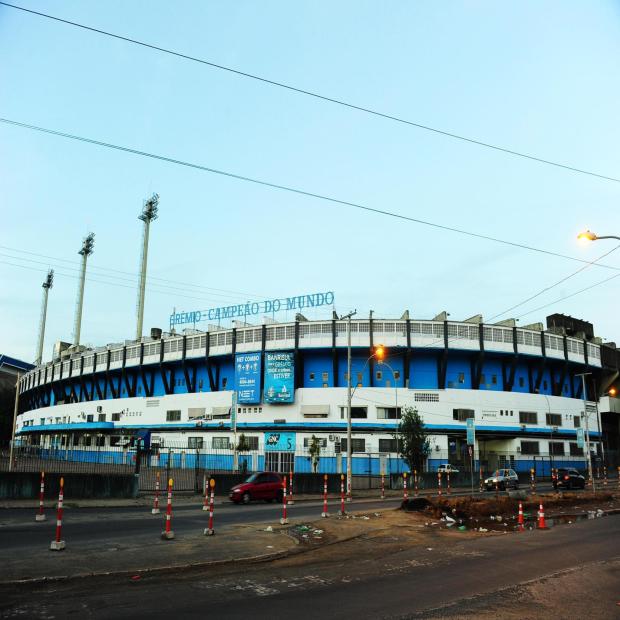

264,351,295,403
264,432,296,451
235,352,261,404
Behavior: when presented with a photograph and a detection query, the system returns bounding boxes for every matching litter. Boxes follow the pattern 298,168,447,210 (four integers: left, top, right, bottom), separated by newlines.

264,526,273,532
478,527,489,532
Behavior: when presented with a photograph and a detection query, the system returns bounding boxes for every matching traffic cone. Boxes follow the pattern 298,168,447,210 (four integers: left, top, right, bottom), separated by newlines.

537,502,547,529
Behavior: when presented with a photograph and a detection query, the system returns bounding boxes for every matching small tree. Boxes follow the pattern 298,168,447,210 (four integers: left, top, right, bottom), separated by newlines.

236,433,251,474
308,434,321,473
394,406,429,473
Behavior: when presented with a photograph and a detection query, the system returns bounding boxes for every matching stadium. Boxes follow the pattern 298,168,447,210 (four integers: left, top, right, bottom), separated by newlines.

14,309,620,477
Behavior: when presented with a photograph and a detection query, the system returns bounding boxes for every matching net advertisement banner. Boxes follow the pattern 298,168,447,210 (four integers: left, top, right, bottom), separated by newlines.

466,418,476,446
264,432,296,451
264,351,295,403
235,352,262,404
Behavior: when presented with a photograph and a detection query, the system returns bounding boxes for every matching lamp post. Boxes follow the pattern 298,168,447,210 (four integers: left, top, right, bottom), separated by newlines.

339,310,357,501
576,372,595,492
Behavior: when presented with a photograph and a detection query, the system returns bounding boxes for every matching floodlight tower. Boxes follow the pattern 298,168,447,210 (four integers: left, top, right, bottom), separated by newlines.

73,233,95,346
135,193,159,341
34,269,54,365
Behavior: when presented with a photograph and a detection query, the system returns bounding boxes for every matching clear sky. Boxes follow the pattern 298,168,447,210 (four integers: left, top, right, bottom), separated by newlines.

1,1,619,362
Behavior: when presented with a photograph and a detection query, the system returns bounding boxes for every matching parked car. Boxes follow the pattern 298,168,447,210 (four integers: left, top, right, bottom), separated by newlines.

553,467,585,490
437,464,460,474
229,472,283,504
484,468,519,491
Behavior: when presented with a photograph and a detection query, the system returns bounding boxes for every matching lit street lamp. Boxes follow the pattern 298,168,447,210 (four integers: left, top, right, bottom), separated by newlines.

577,230,620,242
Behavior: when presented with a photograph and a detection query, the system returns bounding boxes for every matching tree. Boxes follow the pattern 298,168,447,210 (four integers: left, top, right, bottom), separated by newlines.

308,434,321,473
236,433,251,474
394,406,430,472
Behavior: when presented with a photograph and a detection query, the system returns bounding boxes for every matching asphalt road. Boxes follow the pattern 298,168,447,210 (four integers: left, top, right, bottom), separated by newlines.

0,496,403,551
0,507,617,619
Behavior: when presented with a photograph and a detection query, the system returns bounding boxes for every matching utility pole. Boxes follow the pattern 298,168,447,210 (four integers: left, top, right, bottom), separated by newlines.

576,372,595,492
339,310,357,501
8,374,21,472
136,194,159,341
73,233,95,346
35,269,54,365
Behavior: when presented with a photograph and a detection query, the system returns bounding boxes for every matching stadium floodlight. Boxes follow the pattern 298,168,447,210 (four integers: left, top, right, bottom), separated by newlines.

577,230,620,242
35,269,54,365
136,194,160,341
73,233,95,346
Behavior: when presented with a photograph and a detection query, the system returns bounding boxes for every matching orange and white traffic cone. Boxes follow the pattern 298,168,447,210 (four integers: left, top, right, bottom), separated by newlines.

537,502,547,529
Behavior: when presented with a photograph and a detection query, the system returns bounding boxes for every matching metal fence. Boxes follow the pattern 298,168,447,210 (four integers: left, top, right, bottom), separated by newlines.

1,440,608,493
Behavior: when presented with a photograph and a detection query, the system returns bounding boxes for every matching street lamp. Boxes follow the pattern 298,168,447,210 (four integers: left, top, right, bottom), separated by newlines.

577,230,620,242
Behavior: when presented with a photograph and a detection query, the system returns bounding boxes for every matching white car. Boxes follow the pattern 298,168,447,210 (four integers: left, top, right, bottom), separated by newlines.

437,464,460,474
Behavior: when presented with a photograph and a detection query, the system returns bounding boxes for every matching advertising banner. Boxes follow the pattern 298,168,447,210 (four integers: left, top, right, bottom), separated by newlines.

235,352,262,404
466,418,476,446
576,428,584,449
264,351,295,403
264,432,296,452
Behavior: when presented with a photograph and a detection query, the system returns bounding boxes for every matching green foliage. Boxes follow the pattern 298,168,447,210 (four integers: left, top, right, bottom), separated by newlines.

236,433,250,453
394,406,430,472
308,434,321,473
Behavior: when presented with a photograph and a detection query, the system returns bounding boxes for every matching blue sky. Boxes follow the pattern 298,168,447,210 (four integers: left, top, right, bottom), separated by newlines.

1,1,619,362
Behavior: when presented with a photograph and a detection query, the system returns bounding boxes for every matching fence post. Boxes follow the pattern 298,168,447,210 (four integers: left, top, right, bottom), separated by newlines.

36,471,46,522
161,478,175,540
321,474,329,518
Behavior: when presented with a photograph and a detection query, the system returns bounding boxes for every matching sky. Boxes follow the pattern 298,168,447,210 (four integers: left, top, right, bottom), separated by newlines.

1,0,619,363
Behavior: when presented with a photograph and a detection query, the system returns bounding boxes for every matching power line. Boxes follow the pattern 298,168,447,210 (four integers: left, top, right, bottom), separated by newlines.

487,243,620,322
515,272,620,320
2,117,619,274
1,2,618,184
0,257,252,305
0,244,265,302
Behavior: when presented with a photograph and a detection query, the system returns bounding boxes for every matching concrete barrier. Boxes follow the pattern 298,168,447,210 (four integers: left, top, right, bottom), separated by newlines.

0,472,139,499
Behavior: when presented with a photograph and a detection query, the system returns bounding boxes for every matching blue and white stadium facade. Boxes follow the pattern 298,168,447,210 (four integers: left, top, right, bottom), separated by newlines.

14,313,620,474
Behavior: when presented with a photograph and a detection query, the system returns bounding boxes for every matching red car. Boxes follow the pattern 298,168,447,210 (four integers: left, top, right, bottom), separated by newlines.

229,472,283,504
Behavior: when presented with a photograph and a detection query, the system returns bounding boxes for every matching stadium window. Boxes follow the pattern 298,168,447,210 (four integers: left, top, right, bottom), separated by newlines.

356,372,362,387
98,414,106,422
452,408,474,422
574,416,581,428
187,437,204,449
73,435,80,446
492,375,497,385
40,418,45,426
96,435,105,447
519,411,538,425
86,414,93,423
83,435,92,447
222,377,228,389
112,413,121,421
212,437,230,449
519,377,525,388
394,370,400,380
309,372,315,381
379,438,401,453
322,372,329,383
303,437,327,448
340,406,367,419
458,372,465,384
377,407,401,420
569,443,583,456
166,410,181,422
550,442,565,456
520,441,539,455
245,436,259,450
340,438,366,453
546,413,562,427
376,370,383,381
